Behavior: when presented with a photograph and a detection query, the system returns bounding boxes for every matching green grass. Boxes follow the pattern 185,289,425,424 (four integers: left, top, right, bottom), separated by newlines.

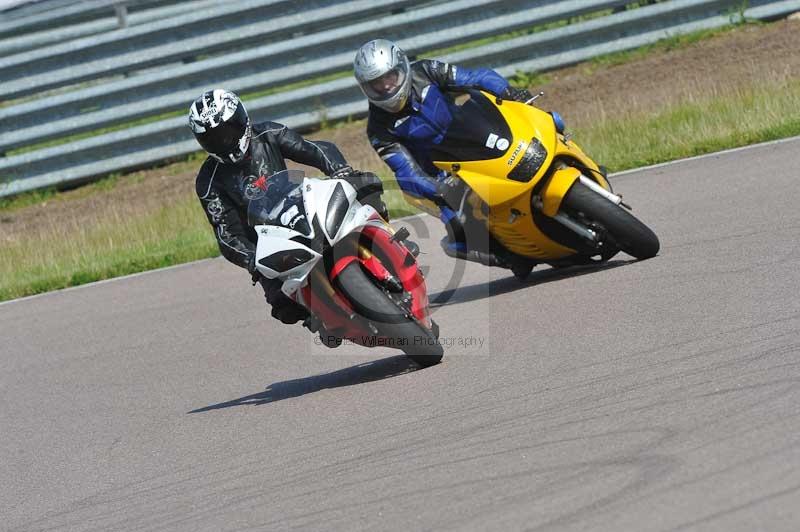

0,195,217,301
3,77,798,302
0,178,416,302
0,187,59,211
2,14,798,302
574,79,800,172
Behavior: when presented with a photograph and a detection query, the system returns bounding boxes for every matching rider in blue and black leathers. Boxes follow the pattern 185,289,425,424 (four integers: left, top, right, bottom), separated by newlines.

354,39,531,265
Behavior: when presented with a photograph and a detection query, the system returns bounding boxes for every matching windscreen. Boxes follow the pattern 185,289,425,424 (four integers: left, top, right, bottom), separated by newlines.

429,90,514,163
246,169,307,229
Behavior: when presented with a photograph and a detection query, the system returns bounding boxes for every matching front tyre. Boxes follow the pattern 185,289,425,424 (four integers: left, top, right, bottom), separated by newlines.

335,262,443,367
562,182,660,260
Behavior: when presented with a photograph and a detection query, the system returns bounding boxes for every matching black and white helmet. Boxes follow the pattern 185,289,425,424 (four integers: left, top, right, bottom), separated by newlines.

189,89,252,164
353,39,411,113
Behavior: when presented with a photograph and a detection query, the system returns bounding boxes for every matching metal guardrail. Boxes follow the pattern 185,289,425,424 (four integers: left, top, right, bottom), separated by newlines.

0,0,182,38
0,0,326,89
1,0,798,197
0,0,622,150
0,0,218,56
0,0,430,100
0,0,84,19
1,0,81,17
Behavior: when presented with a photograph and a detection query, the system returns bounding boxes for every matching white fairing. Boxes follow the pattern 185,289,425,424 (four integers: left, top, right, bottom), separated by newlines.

253,224,322,295
254,177,379,300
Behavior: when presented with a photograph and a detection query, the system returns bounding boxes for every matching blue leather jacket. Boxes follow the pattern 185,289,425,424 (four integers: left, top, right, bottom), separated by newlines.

367,59,510,239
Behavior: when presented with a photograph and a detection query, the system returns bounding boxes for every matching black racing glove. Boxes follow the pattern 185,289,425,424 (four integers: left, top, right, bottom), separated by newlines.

332,167,388,220
330,165,357,179
501,86,533,103
331,166,382,194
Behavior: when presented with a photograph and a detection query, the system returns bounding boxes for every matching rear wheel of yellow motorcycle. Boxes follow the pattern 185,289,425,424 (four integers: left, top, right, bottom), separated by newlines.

335,262,444,367
562,182,660,260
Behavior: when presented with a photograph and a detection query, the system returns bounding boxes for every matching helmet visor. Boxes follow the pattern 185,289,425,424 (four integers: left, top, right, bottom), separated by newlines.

362,62,408,102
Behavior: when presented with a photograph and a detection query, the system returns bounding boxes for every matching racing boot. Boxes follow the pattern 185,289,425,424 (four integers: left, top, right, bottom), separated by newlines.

261,277,310,324
440,237,505,267
439,209,504,267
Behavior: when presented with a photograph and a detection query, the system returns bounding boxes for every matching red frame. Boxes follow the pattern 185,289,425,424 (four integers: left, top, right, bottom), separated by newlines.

297,221,433,347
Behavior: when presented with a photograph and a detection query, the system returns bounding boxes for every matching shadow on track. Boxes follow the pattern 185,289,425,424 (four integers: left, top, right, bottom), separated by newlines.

431,260,632,308
188,355,418,413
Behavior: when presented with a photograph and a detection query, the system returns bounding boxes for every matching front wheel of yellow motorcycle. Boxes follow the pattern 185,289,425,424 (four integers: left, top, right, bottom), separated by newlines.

561,182,660,260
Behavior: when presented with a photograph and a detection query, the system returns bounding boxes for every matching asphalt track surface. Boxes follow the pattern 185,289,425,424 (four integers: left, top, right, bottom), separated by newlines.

2,138,800,531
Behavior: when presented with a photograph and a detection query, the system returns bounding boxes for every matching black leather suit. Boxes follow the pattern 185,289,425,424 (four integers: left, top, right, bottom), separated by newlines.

195,121,382,323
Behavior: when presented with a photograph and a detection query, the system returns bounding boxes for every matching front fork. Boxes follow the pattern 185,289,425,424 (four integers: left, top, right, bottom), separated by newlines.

535,171,629,246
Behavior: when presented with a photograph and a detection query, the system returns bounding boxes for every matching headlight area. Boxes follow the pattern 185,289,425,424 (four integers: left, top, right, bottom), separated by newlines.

325,182,350,238
259,248,314,273
507,138,548,182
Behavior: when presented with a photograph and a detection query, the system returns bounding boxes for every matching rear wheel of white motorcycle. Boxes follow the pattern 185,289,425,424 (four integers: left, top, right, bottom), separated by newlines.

562,182,660,260
335,262,443,367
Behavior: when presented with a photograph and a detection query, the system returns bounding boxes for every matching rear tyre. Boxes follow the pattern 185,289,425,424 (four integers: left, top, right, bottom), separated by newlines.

335,262,443,367
562,182,659,260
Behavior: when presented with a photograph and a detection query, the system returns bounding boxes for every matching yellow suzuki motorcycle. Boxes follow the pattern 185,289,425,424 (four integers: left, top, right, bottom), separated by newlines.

405,89,660,279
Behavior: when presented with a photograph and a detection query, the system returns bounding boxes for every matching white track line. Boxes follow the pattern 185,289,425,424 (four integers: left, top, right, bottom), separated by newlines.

3,137,799,307
611,135,800,177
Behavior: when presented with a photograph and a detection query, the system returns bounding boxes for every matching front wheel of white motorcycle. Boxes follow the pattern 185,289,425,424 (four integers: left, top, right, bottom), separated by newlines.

335,262,443,367
562,181,660,260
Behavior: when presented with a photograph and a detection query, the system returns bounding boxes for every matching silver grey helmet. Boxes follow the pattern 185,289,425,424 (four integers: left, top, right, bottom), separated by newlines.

353,39,411,113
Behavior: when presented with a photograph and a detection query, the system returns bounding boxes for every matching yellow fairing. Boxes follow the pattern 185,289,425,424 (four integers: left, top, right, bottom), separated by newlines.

434,98,557,208
541,166,581,217
482,183,577,259
429,91,610,260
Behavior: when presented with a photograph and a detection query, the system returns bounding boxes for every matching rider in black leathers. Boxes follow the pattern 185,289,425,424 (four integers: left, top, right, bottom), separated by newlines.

190,89,386,324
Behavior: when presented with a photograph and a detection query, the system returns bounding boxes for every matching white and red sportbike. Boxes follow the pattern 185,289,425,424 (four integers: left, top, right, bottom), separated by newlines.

248,170,443,366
